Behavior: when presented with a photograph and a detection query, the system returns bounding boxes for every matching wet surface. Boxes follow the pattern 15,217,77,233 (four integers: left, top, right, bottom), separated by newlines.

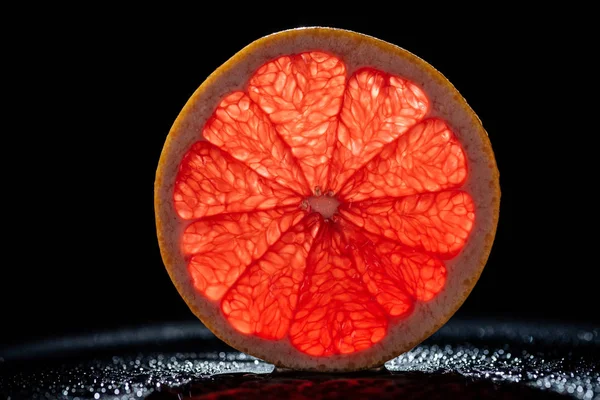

1,320,598,399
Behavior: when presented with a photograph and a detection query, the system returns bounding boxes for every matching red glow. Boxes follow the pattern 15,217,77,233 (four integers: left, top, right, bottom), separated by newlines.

338,118,467,202
221,214,321,339
328,68,429,192
173,142,301,220
339,191,475,258
203,92,310,196
173,52,474,356
289,223,387,355
183,207,305,300
248,52,346,191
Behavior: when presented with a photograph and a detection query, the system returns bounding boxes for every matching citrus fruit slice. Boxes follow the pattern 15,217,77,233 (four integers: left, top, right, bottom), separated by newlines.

155,27,500,371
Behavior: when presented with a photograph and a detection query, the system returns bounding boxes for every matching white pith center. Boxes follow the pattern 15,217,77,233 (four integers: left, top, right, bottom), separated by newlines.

307,195,340,219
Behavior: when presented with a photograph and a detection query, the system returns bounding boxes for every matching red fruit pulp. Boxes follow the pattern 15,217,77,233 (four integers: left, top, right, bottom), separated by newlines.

173,52,474,356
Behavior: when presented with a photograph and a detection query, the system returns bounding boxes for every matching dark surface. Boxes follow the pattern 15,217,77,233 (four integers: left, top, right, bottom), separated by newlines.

1,320,598,399
149,371,574,400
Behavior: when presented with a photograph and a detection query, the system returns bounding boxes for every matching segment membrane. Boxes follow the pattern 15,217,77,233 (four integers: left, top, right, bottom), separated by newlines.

184,208,305,300
329,68,429,192
340,218,447,306
339,118,466,202
289,224,387,356
173,142,301,220
339,191,475,258
221,214,321,339
249,52,346,191
203,92,310,195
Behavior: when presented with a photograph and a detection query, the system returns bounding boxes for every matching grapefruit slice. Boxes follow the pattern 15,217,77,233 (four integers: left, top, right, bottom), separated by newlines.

155,27,500,371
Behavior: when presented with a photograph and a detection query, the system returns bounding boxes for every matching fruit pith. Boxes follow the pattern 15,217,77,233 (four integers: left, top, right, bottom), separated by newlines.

172,51,474,357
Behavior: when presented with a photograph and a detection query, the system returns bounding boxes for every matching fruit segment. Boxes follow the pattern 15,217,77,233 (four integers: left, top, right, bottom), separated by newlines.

329,68,429,192
339,191,475,258
289,224,387,356
341,223,413,317
340,219,446,310
221,214,321,340
339,118,467,202
249,52,346,192
203,92,310,196
184,208,306,300
173,142,301,219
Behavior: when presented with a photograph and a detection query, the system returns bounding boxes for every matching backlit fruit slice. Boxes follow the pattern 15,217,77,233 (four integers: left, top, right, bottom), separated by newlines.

155,27,500,372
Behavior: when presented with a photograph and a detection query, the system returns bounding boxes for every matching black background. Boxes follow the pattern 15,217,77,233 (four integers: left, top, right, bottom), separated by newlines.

3,14,597,348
